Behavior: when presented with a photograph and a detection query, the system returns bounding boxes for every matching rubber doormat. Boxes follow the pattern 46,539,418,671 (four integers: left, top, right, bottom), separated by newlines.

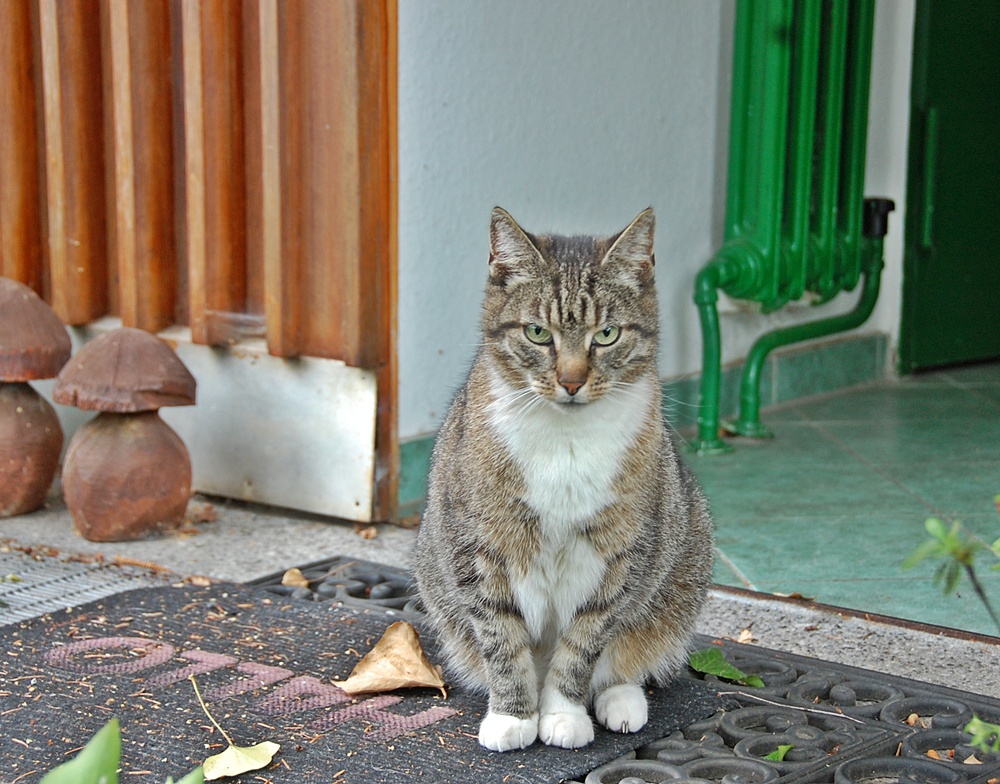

0,583,729,783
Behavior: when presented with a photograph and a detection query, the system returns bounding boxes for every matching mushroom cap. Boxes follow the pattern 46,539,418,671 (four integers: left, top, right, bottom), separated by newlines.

0,277,72,381
53,327,196,412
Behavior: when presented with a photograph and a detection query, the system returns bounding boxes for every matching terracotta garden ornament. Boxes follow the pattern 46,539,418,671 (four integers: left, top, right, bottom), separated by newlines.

0,278,72,516
53,327,197,541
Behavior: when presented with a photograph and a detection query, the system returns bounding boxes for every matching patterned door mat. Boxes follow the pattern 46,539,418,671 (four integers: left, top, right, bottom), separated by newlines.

0,582,729,783
253,557,1000,784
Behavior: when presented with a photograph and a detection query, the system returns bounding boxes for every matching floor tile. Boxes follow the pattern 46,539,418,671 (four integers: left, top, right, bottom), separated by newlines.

938,363,1000,385
818,417,1000,465
886,462,1000,519
691,360,1000,637
790,384,1000,423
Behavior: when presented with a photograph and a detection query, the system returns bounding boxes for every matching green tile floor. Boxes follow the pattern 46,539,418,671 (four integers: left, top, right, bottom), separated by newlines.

682,361,1000,638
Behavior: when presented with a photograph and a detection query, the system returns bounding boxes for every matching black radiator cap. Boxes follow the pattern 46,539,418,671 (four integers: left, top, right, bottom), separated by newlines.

863,198,895,238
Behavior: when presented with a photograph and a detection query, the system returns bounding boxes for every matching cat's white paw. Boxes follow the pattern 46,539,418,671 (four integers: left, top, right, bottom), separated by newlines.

539,707,594,749
595,683,648,734
478,711,538,752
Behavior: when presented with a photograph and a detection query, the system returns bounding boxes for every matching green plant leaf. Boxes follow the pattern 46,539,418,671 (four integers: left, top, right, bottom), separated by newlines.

965,715,1000,754
764,744,793,761
903,538,944,570
40,718,121,784
203,742,280,780
688,647,764,688
925,517,949,541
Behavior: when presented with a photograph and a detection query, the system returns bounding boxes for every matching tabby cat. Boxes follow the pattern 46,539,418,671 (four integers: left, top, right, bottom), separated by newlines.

414,207,713,752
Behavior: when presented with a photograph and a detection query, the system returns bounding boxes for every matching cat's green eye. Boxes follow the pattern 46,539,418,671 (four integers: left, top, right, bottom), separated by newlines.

524,324,553,345
593,325,621,346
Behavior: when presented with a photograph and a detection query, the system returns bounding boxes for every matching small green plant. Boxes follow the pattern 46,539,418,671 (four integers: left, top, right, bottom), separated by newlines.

965,715,1000,755
903,512,1000,635
39,718,203,784
688,646,765,688
764,744,793,761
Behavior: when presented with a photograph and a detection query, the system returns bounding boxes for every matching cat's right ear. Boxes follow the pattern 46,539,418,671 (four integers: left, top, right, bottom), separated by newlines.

489,207,540,287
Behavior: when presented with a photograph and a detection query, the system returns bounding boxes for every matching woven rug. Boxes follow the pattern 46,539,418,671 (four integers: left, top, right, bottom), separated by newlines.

0,583,728,783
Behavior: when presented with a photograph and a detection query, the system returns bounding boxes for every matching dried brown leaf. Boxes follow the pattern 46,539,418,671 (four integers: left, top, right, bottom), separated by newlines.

735,628,756,644
281,568,309,588
354,524,378,540
335,621,447,698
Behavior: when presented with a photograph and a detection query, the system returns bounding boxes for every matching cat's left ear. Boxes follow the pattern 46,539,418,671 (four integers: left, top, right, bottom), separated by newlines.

602,208,655,288
488,207,543,287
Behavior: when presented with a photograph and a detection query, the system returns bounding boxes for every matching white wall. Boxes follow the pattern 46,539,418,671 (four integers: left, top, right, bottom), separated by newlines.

397,0,915,441
865,0,916,355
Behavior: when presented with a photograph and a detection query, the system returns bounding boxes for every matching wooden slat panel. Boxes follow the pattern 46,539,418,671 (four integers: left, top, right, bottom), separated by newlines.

278,1,358,363
241,0,266,329
271,0,397,517
262,0,298,357
0,0,43,292
38,0,108,325
179,0,207,342
125,0,176,332
103,0,137,325
361,0,397,520
186,0,249,346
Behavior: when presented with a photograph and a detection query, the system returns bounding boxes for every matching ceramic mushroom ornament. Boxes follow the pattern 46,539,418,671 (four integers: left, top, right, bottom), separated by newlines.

53,327,196,541
0,278,72,516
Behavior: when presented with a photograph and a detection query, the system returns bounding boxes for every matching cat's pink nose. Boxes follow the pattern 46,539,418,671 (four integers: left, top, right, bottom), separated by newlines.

560,380,584,396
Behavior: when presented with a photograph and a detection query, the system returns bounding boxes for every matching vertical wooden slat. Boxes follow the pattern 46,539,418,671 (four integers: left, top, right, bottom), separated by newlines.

0,0,43,291
38,0,69,318
180,0,207,342
128,0,176,332
241,0,264,321
185,0,249,346
369,0,398,521
262,0,296,357
38,0,108,325
201,0,249,345
105,0,138,325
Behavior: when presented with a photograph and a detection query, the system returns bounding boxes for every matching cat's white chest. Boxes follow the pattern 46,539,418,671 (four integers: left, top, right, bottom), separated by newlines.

513,533,604,644
486,374,653,529
487,374,654,641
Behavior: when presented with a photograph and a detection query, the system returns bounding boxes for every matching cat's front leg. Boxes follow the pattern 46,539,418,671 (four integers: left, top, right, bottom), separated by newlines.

471,600,540,751
536,613,612,748
538,683,594,749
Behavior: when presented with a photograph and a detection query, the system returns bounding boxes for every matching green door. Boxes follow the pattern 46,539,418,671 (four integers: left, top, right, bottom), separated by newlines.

899,0,1000,373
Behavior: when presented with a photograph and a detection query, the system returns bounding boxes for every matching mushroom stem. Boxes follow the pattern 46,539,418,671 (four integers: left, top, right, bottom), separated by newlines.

62,411,192,541
0,382,63,517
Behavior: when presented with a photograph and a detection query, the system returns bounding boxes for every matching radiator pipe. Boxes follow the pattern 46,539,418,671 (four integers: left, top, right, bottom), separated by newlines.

690,251,751,454
725,198,894,439
691,199,893,452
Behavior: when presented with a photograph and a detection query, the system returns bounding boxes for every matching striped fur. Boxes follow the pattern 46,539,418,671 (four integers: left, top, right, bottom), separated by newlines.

414,208,714,752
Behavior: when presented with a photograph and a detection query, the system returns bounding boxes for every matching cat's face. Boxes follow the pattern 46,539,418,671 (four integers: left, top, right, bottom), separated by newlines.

482,208,659,407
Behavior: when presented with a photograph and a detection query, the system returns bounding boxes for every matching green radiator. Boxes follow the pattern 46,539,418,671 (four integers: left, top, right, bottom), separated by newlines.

692,0,894,454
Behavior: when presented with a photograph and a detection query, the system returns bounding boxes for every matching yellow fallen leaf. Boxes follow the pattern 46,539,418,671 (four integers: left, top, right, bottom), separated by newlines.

203,741,280,780
189,676,280,780
335,621,447,698
964,755,983,765
281,568,309,588
926,749,941,760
